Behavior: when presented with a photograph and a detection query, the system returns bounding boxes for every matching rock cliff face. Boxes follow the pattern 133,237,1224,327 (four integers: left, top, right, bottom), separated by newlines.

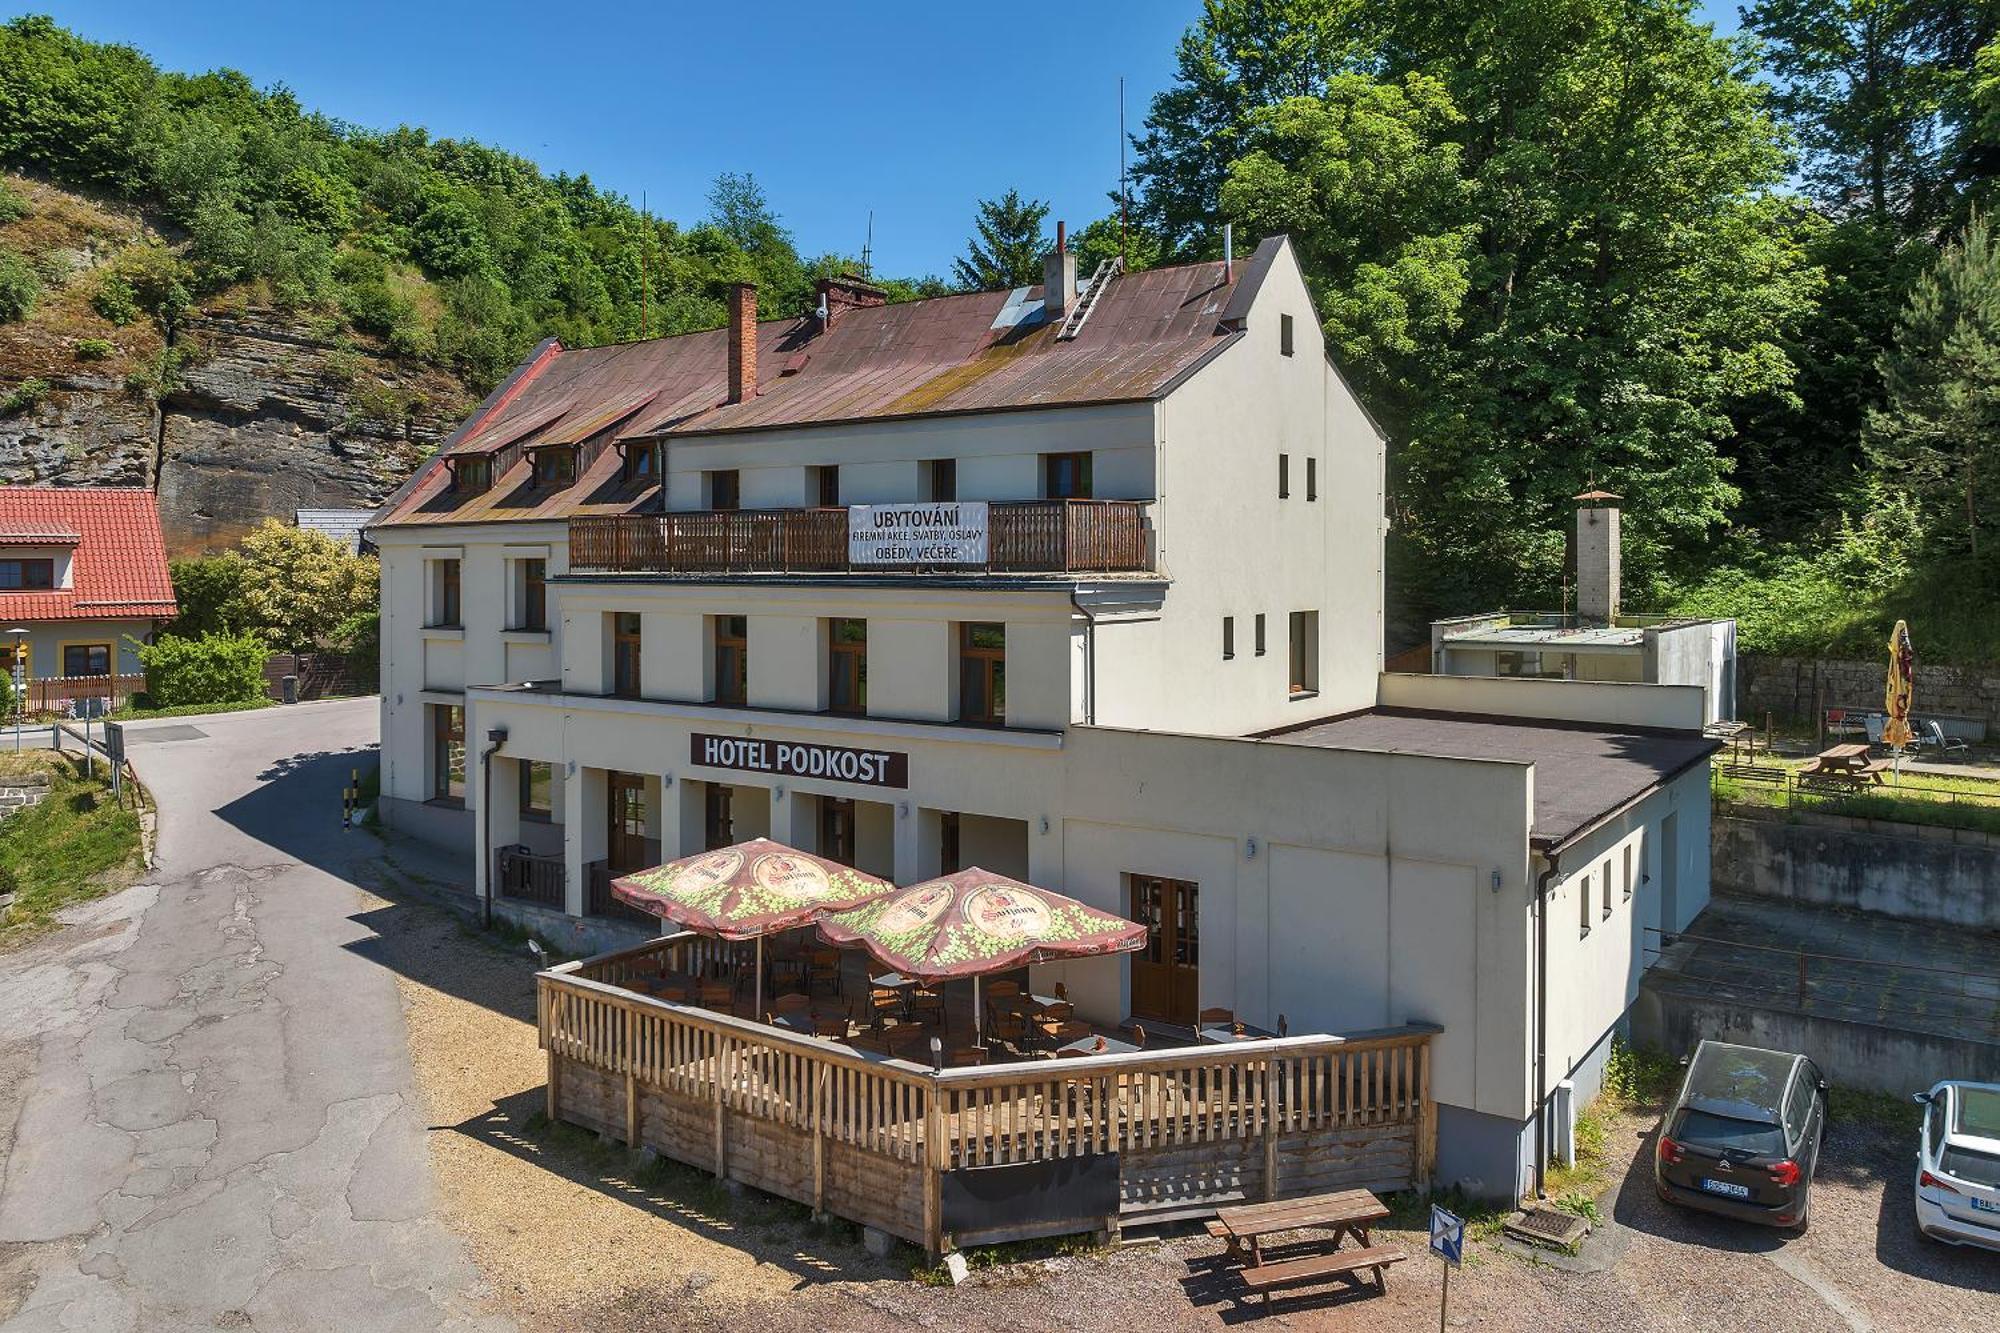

0,310,466,556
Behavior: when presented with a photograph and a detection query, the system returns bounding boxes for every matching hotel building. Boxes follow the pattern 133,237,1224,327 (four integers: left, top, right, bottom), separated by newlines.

369,236,1717,1200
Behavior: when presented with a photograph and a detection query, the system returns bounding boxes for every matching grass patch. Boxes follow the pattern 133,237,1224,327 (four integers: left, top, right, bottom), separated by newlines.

1541,1038,1678,1207
1831,1086,1923,1136
0,752,143,938
106,697,275,722
1714,765,2000,837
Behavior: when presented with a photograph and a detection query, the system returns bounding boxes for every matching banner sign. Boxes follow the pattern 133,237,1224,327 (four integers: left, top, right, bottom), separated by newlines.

848,502,989,566
690,732,909,789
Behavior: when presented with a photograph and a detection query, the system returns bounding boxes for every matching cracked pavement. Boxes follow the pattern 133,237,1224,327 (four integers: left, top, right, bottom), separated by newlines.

0,698,512,1332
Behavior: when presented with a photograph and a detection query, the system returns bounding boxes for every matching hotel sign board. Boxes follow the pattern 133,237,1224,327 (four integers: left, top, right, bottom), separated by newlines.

690,732,909,789
848,502,989,566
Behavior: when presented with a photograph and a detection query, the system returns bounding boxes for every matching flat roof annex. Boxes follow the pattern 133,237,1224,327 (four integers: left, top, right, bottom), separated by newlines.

1266,707,1719,852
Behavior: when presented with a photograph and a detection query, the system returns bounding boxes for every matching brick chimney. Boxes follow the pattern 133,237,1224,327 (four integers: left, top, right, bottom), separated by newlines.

727,282,757,404
1574,489,1623,623
815,273,887,330
1043,220,1077,319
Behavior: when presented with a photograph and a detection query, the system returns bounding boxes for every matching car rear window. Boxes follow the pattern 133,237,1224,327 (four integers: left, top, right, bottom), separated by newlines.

1675,1109,1787,1156
1683,1043,1795,1114
1941,1145,2000,1189
1956,1088,2000,1139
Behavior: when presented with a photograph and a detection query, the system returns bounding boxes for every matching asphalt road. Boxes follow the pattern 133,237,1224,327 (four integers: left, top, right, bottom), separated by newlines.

0,698,511,1333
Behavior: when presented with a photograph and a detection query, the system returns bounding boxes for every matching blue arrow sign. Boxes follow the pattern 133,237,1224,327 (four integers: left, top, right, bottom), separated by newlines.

1429,1203,1465,1267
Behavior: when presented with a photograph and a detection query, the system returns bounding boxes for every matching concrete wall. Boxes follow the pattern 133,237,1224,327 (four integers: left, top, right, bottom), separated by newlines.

1379,672,1709,731
1644,621,1736,724
1713,811,2000,929
1739,654,1994,738
1634,981,2000,1094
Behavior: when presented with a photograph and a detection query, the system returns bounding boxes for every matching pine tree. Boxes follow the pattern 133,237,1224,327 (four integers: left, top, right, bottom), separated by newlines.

952,190,1050,292
1867,211,2000,560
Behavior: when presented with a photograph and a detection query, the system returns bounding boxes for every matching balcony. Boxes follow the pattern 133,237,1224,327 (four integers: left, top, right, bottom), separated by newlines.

568,500,1151,577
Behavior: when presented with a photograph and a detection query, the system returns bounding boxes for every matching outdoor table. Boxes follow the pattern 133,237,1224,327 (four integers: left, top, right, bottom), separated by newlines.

871,972,916,1020
1213,1186,1392,1263
1059,1034,1139,1056
767,1012,815,1037
1803,742,1889,785
1199,1021,1277,1044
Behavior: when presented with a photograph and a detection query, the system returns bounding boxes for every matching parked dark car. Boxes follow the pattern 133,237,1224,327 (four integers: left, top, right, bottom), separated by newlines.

1655,1039,1827,1230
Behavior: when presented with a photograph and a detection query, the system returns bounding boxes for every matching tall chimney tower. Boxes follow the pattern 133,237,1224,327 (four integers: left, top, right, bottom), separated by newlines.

1574,488,1623,623
727,282,757,404
1043,220,1077,319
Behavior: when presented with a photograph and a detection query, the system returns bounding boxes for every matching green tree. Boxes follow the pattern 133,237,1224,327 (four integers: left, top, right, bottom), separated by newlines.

1073,214,1163,275
166,554,248,638
232,520,378,654
952,190,1051,291
1741,0,1997,230
1866,211,2000,559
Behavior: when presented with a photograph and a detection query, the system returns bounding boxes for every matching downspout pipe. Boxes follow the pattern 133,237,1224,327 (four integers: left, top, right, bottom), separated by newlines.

1070,592,1098,725
481,726,508,929
1531,850,1560,1199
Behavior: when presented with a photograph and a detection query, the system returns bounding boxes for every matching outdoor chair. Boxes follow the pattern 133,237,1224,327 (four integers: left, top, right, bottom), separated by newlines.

1049,1020,1092,1045
809,949,843,998
1126,1023,1147,1049
1199,1007,1235,1028
774,991,811,1015
869,986,903,1029
1926,720,1971,756
989,1010,1029,1053
986,979,1021,1007
1278,1013,1290,1037
910,988,946,1028
947,1047,987,1067
813,1014,850,1040
698,981,734,1014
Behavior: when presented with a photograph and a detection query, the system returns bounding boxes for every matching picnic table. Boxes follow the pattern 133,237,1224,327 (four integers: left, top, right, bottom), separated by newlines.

1208,1189,1403,1303
1803,742,1889,786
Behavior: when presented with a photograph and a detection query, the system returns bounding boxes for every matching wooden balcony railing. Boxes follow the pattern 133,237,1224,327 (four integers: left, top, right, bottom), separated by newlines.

570,500,1152,576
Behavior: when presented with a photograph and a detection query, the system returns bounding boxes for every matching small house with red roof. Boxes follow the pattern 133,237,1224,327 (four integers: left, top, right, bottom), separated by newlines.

0,486,178,707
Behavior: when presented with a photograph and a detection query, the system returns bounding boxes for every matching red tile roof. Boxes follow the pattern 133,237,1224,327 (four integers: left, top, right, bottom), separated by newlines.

0,488,177,623
375,239,1288,529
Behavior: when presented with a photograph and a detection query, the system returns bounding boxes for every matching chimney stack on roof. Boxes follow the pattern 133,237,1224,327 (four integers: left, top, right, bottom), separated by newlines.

815,273,888,331
1574,488,1624,623
727,282,757,404
1043,220,1077,319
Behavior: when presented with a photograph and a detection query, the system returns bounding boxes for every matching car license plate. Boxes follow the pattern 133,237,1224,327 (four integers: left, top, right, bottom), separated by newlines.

1972,1196,2000,1215
1700,1177,1751,1199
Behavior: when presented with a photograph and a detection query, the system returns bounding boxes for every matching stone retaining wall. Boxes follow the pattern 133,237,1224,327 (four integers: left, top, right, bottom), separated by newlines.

1739,654,2000,733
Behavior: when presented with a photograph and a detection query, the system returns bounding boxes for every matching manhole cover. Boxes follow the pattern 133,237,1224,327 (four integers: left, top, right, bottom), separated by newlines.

1504,1205,1589,1250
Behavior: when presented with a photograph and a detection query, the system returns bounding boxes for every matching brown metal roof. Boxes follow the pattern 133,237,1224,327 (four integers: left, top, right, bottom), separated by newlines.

1268,707,1719,850
375,242,1279,529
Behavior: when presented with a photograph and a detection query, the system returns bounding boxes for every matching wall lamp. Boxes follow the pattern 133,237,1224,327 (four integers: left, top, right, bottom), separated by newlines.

1245,837,1259,860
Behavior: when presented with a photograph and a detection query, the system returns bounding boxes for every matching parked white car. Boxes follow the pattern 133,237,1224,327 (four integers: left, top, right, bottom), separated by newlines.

1914,1080,2000,1249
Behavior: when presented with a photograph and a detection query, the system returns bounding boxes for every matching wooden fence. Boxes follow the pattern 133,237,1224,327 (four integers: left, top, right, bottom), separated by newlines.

539,933,1437,1257
569,500,1152,576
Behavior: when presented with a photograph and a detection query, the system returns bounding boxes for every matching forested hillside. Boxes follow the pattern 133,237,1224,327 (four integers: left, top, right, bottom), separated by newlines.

1110,0,2000,662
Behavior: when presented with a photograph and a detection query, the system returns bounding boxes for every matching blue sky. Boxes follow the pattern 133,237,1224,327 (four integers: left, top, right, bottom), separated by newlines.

16,1,1744,278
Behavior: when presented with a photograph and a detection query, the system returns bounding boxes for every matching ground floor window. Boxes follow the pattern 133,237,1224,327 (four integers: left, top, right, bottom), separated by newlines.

518,760,553,821
939,811,961,874
1128,873,1199,1025
820,797,856,867
61,642,110,677
705,783,734,850
431,704,466,804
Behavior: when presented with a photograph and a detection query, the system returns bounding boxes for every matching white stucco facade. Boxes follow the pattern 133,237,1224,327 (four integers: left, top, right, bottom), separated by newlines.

370,240,1715,1201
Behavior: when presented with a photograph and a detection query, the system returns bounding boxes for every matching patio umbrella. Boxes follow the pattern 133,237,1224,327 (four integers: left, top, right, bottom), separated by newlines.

816,867,1147,1037
611,837,894,1019
1883,619,1917,753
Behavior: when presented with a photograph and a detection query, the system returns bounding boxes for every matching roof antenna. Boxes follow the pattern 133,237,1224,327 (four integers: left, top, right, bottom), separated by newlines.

860,210,874,278
1223,222,1233,282
639,189,650,340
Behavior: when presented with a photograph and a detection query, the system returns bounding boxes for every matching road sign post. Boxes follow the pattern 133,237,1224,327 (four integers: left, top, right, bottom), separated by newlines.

1429,1203,1464,1332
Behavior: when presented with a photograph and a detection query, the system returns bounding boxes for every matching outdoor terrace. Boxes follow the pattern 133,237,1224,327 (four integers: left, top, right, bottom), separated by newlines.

568,500,1153,577
538,930,1437,1257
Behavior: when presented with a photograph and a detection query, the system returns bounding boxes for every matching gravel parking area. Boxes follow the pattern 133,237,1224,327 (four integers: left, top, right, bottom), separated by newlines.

375,876,2000,1332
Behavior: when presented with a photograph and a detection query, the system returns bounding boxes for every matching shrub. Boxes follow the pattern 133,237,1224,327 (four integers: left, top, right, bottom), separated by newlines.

0,247,39,322
73,337,113,361
0,378,50,416
134,631,268,708
90,272,137,325
0,181,25,223
165,554,247,638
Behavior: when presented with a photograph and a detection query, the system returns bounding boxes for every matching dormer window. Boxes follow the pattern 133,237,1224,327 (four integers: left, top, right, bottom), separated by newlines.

532,446,577,489
0,559,55,590
450,456,492,495
622,441,660,483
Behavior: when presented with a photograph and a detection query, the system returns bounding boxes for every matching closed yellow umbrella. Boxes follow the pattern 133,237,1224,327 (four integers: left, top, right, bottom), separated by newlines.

1883,620,1917,751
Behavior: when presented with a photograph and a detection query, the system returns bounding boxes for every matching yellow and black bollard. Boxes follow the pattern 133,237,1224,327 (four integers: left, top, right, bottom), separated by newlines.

342,767,357,829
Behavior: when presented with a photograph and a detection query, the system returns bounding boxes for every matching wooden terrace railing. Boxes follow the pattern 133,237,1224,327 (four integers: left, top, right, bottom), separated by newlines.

540,933,1437,1257
494,845,565,909
568,500,1152,576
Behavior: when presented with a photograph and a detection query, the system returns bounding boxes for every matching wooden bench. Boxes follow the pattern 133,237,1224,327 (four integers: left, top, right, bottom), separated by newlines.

1238,1245,1406,1296
1717,761,1787,784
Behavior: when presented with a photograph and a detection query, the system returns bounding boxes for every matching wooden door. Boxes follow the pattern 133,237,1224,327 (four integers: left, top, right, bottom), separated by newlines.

606,771,650,873
1129,875,1198,1025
